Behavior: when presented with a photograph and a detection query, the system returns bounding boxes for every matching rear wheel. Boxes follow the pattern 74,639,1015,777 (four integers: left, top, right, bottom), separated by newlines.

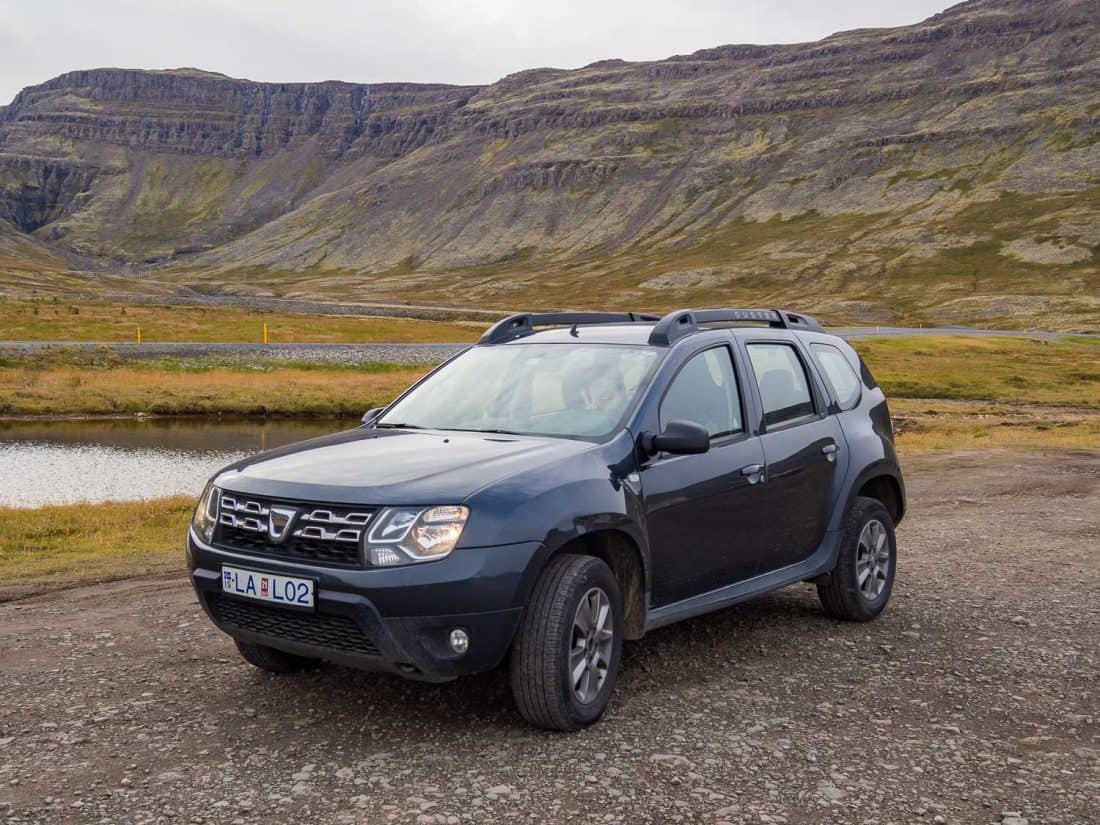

817,496,897,621
235,640,320,674
510,555,623,731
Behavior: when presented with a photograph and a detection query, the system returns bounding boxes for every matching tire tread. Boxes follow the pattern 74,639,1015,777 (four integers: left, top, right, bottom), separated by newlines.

817,496,896,622
511,554,619,731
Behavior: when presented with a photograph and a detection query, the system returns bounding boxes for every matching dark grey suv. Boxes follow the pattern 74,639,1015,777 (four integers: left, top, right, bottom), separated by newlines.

189,308,905,730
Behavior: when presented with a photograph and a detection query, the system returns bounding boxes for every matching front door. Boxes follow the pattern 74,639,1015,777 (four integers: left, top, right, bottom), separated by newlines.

641,345,771,607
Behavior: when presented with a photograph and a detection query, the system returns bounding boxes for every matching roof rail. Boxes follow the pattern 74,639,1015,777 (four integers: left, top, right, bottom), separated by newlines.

479,311,661,345
648,308,825,346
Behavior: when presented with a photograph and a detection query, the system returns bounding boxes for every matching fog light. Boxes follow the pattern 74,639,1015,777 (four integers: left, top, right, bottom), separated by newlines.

448,628,469,655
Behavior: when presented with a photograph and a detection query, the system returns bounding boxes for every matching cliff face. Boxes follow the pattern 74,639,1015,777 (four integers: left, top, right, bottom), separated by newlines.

0,0,1097,327
1,69,476,160
0,69,479,260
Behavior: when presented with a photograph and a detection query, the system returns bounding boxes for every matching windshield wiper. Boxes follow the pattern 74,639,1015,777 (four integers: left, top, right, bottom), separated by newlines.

445,427,523,436
375,422,425,430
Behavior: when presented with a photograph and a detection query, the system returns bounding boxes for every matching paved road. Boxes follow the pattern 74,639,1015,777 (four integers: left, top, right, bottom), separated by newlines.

2,451,1098,822
832,325,1096,340
1,325,1092,366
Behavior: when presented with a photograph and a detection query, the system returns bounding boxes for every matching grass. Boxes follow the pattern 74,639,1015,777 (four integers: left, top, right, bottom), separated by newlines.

0,297,481,343
852,335,1100,408
157,187,1100,332
2,334,1097,596
855,335,1100,452
0,497,194,599
1,333,1094,419
0,356,430,417
889,398,1100,454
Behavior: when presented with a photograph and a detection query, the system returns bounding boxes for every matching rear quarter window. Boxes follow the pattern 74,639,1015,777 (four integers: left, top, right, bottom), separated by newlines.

810,343,862,410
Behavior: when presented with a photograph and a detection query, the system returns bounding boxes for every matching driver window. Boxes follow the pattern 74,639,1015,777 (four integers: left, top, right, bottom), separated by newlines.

660,347,742,438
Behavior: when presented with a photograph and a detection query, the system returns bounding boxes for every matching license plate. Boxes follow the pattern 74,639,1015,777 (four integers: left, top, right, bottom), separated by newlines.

221,565,315,609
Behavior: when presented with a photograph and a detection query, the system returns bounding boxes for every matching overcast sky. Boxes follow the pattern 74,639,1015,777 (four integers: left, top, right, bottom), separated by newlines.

0,0,958,104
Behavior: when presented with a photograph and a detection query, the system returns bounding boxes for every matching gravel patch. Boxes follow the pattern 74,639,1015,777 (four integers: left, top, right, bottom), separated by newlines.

0,450,1098,823
0,341,468,366
7,291,503,323
2,328,1094,369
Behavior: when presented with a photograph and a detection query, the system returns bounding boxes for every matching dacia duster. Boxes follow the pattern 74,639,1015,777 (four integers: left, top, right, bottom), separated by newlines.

189,308,905,730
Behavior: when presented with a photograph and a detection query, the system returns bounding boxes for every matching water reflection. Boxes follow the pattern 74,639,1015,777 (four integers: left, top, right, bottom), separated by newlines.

0,418,350,508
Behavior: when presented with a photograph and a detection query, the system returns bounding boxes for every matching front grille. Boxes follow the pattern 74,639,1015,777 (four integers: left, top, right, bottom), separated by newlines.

207,593,380,656
214,493,375,567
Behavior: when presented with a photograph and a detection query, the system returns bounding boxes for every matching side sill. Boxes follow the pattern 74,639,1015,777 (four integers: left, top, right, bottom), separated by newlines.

643,531,840,632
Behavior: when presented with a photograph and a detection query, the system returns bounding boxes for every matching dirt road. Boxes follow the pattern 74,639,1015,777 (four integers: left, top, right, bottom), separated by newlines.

2,450,1098,824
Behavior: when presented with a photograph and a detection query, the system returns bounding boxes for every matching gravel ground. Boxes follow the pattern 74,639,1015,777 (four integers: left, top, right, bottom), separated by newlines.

2,327,1093,369
4,291,503,323
1,450,1097,824
0,341,468,365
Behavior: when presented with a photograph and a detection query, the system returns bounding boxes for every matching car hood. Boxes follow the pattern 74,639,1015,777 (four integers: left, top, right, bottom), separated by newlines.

213,427,595,505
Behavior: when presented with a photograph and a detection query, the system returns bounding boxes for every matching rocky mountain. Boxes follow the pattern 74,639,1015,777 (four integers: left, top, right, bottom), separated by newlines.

0,0,1097,328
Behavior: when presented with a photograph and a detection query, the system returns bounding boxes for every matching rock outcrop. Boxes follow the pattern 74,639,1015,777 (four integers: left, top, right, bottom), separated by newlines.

0,0,1096,327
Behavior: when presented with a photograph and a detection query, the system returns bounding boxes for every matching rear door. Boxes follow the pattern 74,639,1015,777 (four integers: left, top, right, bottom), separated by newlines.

742,338,845,571
640,344,770,606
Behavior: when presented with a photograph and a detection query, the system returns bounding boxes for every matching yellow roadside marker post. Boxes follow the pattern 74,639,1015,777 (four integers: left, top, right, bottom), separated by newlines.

263,323,269,345
136,326,142,344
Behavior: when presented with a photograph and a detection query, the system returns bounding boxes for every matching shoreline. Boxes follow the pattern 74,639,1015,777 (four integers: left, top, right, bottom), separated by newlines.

0,411,363,423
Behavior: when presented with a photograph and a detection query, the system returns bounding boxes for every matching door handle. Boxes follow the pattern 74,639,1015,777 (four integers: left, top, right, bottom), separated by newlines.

740,464,765,484
822,443,838,462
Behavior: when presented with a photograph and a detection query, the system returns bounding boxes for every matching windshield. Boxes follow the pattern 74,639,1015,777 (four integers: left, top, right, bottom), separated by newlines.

379,343,660,439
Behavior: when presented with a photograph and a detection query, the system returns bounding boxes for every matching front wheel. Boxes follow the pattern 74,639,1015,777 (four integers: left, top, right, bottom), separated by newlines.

510,554,624,731
817,496,897,621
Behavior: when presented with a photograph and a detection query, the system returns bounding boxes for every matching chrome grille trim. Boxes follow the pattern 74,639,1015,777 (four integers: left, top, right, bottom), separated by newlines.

293,525,361,543
301,509,373,527
218,495,270,532
213,493,376,567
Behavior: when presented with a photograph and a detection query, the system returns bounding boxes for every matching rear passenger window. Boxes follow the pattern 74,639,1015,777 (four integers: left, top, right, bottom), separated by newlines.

811,343,862,410
746,343,816,427
660,347,742,438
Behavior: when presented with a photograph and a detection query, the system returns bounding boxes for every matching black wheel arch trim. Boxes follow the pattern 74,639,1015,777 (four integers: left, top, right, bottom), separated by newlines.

513,515,651,628
841,460,906,526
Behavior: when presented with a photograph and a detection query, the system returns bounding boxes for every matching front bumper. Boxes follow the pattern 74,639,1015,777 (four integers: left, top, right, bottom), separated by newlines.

188,529,541,681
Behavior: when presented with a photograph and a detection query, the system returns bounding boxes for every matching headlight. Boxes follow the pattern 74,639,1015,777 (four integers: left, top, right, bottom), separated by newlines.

191,482,220,543
365,505,469,567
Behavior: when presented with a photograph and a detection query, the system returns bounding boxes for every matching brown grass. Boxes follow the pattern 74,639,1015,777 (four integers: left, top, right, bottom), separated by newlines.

890,399,1100,455
2,334,1097,597
0,361,430,417
853,335,1100,408
852,335,1100,454
0,297,480,343
0,497,193,598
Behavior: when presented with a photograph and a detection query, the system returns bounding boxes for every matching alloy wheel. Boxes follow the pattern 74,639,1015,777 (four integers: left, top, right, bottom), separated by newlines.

570,587,614,704
856,519,890,600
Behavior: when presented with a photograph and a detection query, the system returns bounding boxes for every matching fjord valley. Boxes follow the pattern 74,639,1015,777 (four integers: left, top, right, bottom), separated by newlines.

0,0,1096,330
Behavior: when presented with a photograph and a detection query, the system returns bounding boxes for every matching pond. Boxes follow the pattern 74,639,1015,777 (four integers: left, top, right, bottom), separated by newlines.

0,418,351,508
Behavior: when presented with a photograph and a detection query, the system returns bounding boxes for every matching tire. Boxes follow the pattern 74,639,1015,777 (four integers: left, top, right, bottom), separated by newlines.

510,554,624,731
817,496,897,622
235,640,320,674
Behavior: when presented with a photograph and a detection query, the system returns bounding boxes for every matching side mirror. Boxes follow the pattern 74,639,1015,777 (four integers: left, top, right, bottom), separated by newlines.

641,419,710,456
361,407,385,427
